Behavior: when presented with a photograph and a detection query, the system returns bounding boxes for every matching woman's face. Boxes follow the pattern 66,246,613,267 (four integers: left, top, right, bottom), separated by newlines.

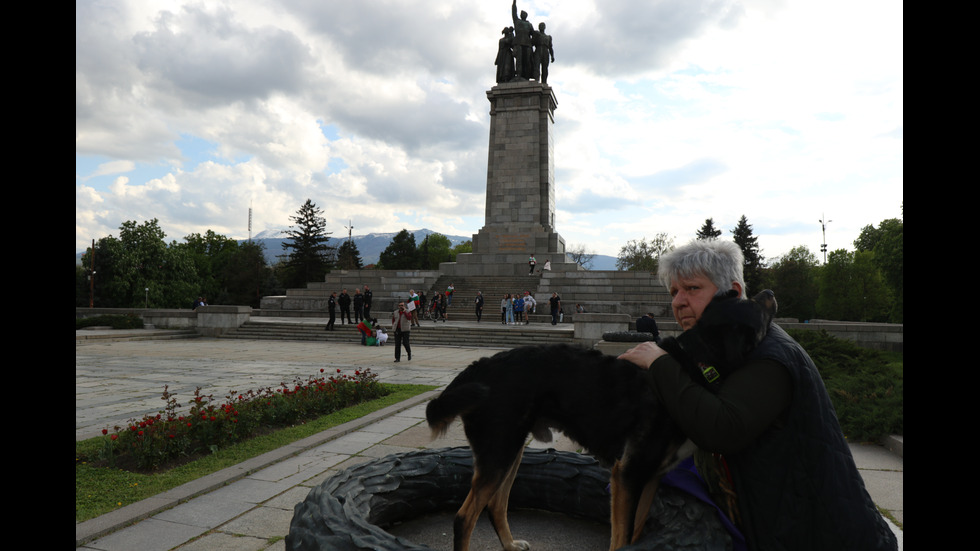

669,274,719,331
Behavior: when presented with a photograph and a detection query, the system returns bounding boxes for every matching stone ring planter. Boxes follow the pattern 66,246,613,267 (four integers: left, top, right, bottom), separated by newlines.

286,447,730,550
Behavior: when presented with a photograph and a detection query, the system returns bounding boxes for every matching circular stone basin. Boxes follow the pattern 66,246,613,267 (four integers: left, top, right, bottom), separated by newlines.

286,447,730,551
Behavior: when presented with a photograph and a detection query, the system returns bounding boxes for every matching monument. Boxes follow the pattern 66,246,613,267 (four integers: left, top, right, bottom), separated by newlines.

445,1,575,277
265,1,669,322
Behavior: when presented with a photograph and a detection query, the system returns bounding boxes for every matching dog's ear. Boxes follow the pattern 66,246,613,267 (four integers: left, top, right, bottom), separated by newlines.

751,289,777,325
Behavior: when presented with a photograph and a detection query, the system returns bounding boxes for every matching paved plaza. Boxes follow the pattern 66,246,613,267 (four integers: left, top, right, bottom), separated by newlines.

76,331,902,550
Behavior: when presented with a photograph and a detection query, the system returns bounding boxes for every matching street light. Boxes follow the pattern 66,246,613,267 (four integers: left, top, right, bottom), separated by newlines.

145,287,149,308
819,214,832,264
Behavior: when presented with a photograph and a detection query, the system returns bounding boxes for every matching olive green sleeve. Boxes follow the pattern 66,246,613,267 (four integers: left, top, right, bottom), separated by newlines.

647,354,792,455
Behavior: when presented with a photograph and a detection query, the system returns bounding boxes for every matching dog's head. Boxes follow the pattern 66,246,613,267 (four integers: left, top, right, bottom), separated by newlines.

665,289,777,390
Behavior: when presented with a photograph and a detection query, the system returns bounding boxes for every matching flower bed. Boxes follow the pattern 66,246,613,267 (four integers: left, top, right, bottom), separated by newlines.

94,368,389,471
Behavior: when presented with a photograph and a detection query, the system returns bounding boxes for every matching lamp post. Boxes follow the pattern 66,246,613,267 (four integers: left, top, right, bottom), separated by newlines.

145,287,149,308
819,214,832,264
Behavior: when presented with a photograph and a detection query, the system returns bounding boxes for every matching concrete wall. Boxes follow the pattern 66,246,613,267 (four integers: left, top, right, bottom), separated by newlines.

76,307,902,352
76,306,250,336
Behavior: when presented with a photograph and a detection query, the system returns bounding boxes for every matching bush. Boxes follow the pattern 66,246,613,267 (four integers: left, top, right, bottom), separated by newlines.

92,368,389,471
76,314,145,330
788,329,903,441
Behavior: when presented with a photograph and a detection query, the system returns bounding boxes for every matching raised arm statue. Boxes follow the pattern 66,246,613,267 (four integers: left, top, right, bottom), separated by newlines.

511,0,534,80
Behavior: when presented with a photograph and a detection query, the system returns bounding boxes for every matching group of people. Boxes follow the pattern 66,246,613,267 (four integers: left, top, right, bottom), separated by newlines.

403,284,455,326
324,286,374,331
497,291,538,324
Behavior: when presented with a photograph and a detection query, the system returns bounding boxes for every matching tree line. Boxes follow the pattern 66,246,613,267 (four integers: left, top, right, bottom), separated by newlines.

77,199,902,323
614,208,903,324
75,199,473,309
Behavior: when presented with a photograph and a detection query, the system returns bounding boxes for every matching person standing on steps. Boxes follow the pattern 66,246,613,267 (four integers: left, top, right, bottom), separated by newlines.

325,291,337,331
362,285,373,319
391,302,413,363
338,289,352,324
475,291,484,322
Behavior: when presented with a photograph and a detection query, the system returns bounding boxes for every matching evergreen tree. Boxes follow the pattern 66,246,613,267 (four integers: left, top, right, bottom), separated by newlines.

377,229,419,269
337,240,364,270
696,218,722,240
280,199,336,288
731,215,764,294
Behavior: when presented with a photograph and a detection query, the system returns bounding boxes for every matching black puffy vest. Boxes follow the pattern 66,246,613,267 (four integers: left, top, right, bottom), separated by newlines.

728,325,897,551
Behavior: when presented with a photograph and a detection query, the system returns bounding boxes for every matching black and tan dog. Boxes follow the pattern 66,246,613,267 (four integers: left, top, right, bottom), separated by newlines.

426,289,777,551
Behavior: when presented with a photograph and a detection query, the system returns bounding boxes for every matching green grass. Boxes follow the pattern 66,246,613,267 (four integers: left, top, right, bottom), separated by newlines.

75,383,435,523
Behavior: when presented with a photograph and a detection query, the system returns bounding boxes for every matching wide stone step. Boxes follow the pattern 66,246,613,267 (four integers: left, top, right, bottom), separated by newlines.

220,320,576,347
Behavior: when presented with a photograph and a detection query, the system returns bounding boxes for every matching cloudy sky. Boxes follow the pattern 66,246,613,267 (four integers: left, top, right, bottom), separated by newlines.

76,0,902,262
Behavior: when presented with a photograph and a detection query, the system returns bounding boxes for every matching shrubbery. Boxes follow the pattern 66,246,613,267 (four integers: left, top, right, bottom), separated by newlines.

789,329,903,441
76,314,145,330
93,368,389,471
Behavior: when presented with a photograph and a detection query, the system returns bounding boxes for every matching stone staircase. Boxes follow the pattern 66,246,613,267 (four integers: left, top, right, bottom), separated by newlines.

220,319,575,347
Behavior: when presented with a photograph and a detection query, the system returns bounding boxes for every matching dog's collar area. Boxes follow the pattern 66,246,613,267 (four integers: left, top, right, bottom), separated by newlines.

675,333,724,392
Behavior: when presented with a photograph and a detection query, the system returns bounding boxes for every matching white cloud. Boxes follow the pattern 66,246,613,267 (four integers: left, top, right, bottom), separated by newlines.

76,0,902,261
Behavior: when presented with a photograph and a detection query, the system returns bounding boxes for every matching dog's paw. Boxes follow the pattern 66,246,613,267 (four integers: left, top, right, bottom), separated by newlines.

506,540,531,551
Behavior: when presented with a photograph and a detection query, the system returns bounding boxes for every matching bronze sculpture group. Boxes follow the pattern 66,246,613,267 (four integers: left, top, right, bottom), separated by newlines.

496,0,554,84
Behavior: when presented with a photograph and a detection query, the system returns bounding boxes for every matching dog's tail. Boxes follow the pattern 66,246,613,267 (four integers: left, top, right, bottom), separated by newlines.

425,383,490,438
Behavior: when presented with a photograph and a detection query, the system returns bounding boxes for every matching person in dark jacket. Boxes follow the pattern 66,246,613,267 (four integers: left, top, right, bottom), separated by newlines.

363,285,373,319
635,312,661,344
619,239,896,551
325,292,337,331
338,289,352,324
353,288,364,324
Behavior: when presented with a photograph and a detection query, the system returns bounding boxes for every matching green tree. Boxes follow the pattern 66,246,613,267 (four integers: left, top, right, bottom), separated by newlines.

616,233,674,272
79,219,200,308
178,230,240,303
731,215,764,294
769,245,819,321
816,249,892,322
377,229,419,269
419,233,452,269
220,240,271,307
280,199,336,288
451,240,473,258
696,218,722,240
337,240,364,270
854,212,903,323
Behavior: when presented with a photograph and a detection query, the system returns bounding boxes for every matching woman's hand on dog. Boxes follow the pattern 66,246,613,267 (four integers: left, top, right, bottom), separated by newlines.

619,342,668,369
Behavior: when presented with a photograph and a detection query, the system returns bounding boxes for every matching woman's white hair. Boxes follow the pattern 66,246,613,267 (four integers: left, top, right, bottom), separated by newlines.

657,239,746,298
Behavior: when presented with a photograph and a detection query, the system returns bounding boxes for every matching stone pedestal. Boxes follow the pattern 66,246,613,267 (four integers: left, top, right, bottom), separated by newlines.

446,81,578,277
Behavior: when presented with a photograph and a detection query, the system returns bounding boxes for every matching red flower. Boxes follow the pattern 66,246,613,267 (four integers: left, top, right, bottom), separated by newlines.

102,429,108,435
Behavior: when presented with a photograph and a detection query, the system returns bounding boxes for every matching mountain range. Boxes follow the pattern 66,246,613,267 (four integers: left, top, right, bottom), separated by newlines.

76,228,617,270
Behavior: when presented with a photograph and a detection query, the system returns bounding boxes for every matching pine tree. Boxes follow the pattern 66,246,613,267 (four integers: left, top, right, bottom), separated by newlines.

337,239,364,270
377,229,419,269
696,218,722,240
280,199,336,288
731,215,764,294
